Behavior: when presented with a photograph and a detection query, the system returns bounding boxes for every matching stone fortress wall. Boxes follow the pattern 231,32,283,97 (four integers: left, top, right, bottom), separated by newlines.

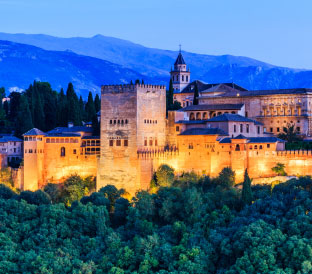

97,84,166,194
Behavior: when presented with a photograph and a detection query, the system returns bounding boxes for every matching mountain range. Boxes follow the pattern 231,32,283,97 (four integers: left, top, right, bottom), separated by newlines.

1,32,312,97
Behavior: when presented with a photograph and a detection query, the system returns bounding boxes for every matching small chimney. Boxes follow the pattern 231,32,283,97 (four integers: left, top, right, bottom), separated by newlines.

68,122,74,128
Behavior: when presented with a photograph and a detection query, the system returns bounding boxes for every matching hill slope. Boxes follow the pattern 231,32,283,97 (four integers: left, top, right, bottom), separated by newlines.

0,40,151,97
1,33,312,91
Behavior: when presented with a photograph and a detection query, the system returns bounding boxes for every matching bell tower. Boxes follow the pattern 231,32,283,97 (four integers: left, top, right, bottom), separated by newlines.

170,46,190,92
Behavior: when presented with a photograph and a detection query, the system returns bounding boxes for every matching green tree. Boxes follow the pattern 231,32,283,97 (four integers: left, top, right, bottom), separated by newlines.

272,163,287,176
242,169,253,206
193,82,199,105
154,164,175,187
32,81,45,130
66,83,81,126
57,88,67,126
94,94,101,113
15,95,33,136
167,78,174,111
85,92,96,122
217,167,235,188
278,123,302,142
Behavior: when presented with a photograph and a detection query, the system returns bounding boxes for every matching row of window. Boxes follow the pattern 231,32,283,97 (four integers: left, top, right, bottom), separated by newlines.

25,149,44,154
144,119,158,124
82,140,100,146
24,137,43,141
109,119,128,125
267,127,300,133
46,138,79,143
172,75,189,82
109,139,128,147
144,138,158,146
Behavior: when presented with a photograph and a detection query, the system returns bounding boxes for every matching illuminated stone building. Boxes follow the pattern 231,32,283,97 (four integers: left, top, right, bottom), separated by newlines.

173,53,312,138
19,51,312,193
23,125,99,191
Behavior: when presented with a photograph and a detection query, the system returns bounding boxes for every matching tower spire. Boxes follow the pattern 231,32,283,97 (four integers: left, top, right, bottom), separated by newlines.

179,44,182,53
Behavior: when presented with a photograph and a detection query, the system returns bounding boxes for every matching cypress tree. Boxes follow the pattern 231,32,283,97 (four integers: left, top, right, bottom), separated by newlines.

92,114,100,136
135,79,140,85
130,80,133,85
242,169,253,206
168,78,174,110
85,92,96,122
94,94,101,113
66,83,81,126
193,82,199,105
141,79,145,84
33,81,45,130
57,88,67,126
16,95,33,137
79,96,85,121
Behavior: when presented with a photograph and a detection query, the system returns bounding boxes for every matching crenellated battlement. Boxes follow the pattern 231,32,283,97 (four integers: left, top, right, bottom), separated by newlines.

101,84,166,94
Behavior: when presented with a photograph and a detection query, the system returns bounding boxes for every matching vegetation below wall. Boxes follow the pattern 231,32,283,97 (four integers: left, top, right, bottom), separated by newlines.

1,170,312,273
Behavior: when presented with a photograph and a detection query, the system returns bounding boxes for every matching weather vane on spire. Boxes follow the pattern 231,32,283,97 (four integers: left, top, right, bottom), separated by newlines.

179,44,182,53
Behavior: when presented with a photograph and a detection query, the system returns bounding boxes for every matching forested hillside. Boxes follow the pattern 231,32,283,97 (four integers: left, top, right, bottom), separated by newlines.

1,170,312,273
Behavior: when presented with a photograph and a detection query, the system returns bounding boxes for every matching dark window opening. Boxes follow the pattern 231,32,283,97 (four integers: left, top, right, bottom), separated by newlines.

61,147,65,157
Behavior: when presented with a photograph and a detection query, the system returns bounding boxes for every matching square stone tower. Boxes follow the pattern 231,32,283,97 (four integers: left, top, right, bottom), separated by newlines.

97,84,166,194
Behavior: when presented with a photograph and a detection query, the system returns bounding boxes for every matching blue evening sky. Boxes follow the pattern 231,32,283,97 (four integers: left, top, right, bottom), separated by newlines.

0,0,311,69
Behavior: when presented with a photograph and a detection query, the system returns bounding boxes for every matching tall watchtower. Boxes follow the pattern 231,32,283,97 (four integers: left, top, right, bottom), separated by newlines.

23,128,45,191
97,83,166,194
170,47,190,92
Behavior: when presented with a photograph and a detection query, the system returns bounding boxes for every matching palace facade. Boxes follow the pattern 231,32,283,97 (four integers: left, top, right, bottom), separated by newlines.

21,52,312,193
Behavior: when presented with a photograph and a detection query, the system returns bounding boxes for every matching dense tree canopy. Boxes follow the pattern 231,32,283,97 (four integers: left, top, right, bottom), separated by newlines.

0,81,101,136
1,171,312,273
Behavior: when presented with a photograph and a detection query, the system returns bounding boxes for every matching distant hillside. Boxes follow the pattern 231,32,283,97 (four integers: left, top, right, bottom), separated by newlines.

1,33,312,92
0,40,153,97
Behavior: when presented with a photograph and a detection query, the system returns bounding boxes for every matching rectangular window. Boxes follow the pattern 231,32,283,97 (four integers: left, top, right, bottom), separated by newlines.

270,127,273,133
257,126,260,134
109,140,114,146
24,137,28,141
297,127,301,132
246,124,249,133
188,143,193,149
73,149,77,154
277,127,280,132
267,144,270,148
155,139,158,146
182,75,184,81
144,139,147,146
124,140,128,146
186,76,188,82
116,140,121,146
234,124,236,133
176,126,180,132
240,124,243,133
149,138,153,146
263,127,267,133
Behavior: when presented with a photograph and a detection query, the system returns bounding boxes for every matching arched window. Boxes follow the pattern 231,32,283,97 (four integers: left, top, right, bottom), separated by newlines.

217,112,222,116
231,111,236,114
259,145,263,150
60,147,65,157
190,113,195,120
254,145,258,149
235,144,240,151
196,112,201,120
203,112,208,119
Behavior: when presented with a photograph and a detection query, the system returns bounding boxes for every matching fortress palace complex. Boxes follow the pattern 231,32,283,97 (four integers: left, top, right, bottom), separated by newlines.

21,52,312,194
